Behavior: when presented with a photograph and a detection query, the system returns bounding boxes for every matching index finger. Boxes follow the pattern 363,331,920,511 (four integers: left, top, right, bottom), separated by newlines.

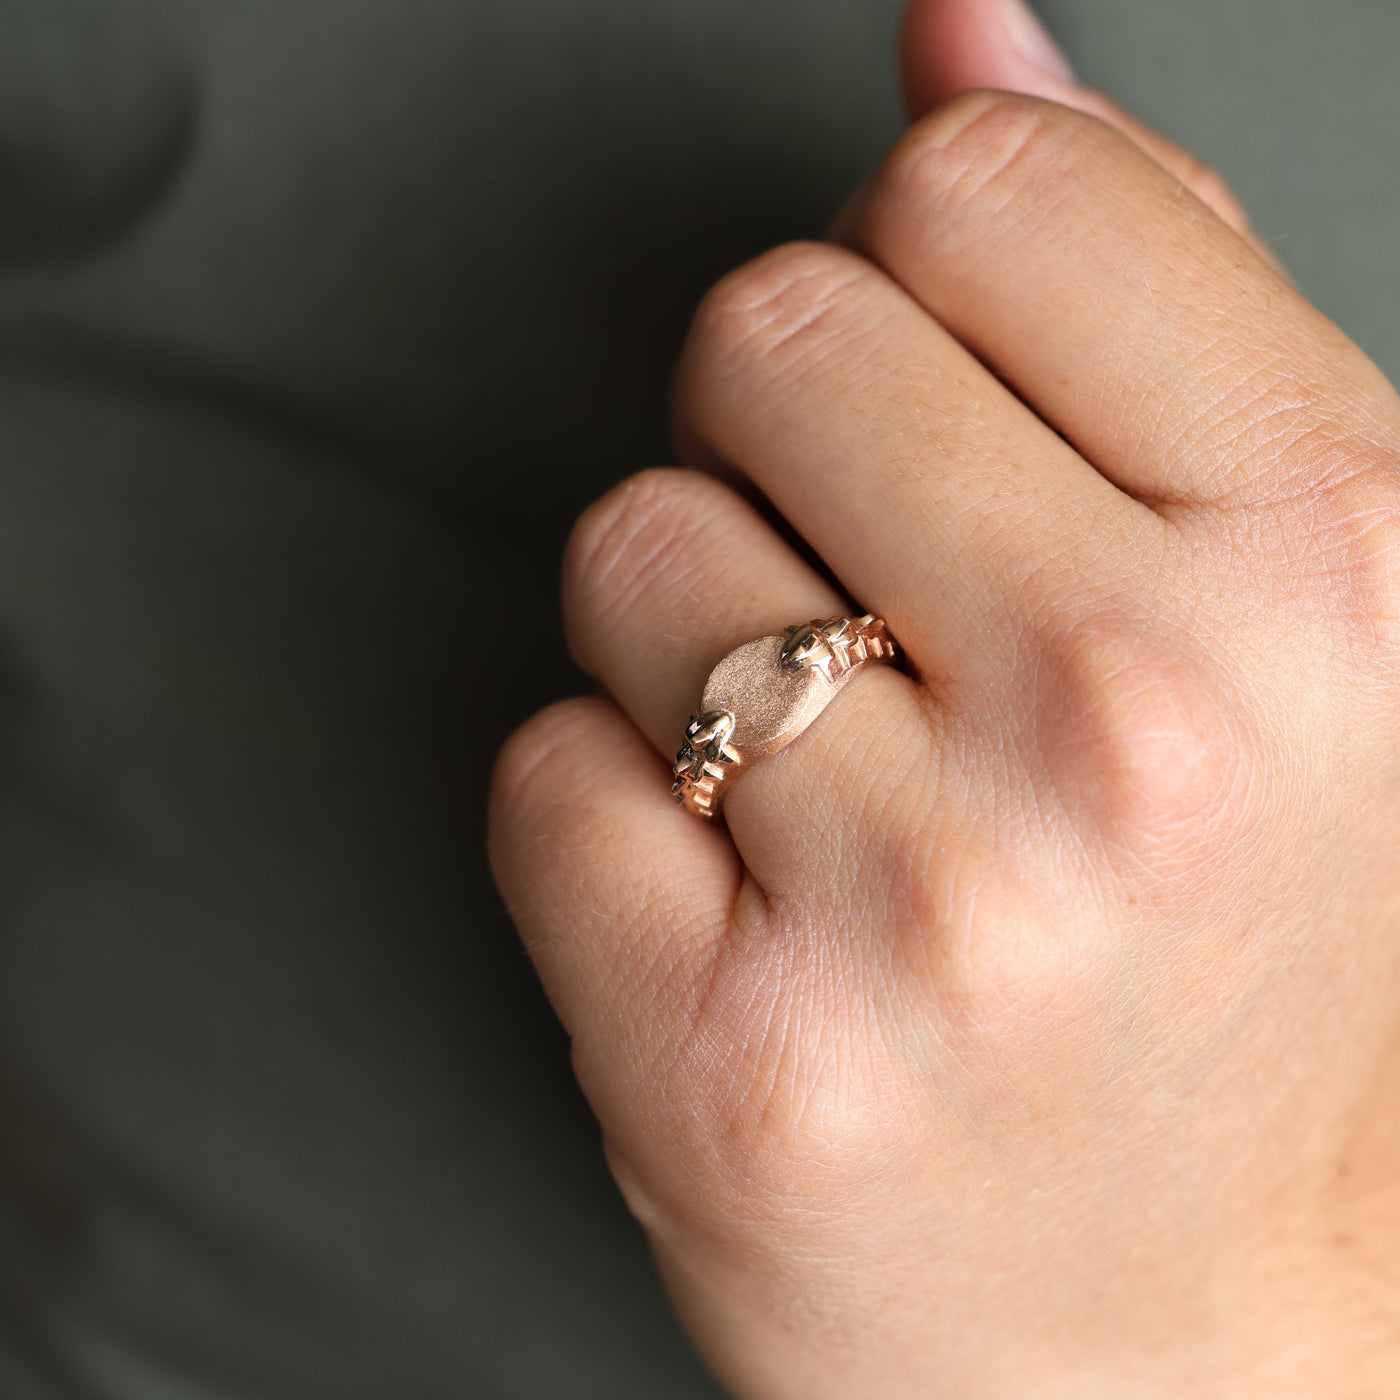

849,91,1399,509
898,0,1268,251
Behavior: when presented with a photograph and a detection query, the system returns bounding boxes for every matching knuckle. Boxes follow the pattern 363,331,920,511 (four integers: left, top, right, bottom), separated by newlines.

1291,450,1400,662
876,89,1077,232
562,468,720,668
489,697,607,827
904,822,1095,1040
668,957,913,1234
1031,612,1254,885
685,241,867,379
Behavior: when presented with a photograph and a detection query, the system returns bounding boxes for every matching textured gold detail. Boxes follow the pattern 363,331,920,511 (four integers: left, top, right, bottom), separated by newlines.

673,614,897,820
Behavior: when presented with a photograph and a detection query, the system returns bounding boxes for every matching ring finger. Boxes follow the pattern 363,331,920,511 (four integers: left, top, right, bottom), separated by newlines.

564,467,844,760
564,466,926,890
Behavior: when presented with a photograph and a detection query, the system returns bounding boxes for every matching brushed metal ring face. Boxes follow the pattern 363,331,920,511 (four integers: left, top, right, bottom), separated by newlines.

671,614,897,820
701,635,830,761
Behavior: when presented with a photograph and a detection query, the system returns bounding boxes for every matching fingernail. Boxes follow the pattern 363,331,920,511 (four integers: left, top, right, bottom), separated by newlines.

1000,0,1076,84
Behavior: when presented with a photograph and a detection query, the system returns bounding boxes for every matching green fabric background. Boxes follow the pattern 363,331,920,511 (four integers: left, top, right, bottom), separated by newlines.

0,1,1394,1395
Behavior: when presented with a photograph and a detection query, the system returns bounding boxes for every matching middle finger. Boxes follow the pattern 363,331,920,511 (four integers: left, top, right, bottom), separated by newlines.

674,240,1154,686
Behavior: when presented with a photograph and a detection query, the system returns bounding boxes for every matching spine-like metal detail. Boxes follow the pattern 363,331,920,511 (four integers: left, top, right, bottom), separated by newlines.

671,709,740,818
779,613,895,680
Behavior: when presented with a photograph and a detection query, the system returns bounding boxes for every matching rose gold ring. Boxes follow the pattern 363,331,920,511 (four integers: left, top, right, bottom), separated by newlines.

671,614,898,820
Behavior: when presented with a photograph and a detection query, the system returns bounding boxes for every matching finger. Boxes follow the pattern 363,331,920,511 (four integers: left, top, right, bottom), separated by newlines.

489,695,738,1049
897,0,1264,248
562,464,931,901
672,239,1150,682
563,467,846,760
849,91,1399,509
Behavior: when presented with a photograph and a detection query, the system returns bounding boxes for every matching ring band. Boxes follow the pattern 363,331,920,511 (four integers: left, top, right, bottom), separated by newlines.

672,614,898,819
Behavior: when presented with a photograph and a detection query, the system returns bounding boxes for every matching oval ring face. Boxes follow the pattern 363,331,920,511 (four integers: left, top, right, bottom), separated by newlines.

701,635,831,760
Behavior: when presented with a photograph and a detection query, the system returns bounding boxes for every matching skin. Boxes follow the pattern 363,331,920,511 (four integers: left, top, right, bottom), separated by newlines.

490,0,1400,1394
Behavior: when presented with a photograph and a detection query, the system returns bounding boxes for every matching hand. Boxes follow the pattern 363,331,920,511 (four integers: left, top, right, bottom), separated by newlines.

490,1,1400,1394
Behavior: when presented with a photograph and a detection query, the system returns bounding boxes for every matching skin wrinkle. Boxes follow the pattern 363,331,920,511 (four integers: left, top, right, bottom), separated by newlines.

746,308,876,420
1279,474,1400,659
886,96,1071,245
1093,330,1318,507
696,252,870,387
1339,500,1400,652
612,861,727,1021
695,964,869,1215
686,884,907,1204
566,471,725,668
682,872,771,1039
1148,347,1394,510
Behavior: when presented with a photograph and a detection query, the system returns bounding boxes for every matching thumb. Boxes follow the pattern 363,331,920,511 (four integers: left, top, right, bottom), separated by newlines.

901,0,1076,115
898,0,1265,250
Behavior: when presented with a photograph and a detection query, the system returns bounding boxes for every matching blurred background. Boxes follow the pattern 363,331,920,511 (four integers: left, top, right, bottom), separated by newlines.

0,1,1395,1396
